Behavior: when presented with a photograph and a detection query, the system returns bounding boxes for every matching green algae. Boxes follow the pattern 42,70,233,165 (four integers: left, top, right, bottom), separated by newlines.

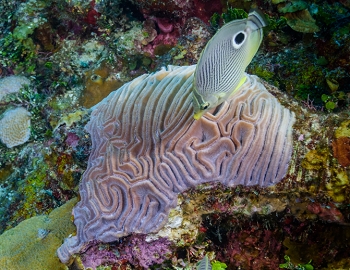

279,255,314,270
221,7,247,24
209,7,247,29
11,158,51,222
0,0,50,74
265,16,287,32
9,148,79,226
249,65,275,81
321,91,346,111
0,33,37,74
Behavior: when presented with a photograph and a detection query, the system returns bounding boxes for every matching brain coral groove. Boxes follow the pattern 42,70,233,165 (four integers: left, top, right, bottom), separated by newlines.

58,65,295,263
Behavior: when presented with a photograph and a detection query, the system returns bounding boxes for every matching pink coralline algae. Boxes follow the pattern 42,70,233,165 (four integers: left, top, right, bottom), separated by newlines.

135,0,223,56
307,202,344,223
57,65,295,263
142,17,181,56
81,235,172,269
81,244,118,269
65,132,80,148
120,235,172,268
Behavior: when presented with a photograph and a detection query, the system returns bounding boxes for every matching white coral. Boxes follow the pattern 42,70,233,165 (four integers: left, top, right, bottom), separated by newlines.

0,107,31,148
0,75,30,101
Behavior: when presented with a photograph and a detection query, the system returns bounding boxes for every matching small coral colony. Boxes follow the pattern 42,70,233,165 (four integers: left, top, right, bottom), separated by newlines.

0,0,350,269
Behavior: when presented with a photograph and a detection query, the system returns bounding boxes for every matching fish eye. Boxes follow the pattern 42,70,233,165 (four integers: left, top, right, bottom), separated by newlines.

232,31,246,49
90,74,101,82
201,102,210,110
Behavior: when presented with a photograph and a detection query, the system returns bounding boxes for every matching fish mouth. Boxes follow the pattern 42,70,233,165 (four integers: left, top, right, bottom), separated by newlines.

193,110,205,120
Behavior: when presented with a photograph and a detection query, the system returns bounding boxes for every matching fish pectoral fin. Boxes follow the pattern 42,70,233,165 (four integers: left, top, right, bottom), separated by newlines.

230,75,247,96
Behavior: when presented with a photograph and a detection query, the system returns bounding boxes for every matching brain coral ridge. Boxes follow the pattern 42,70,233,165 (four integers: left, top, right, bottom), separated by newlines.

58,65,295,263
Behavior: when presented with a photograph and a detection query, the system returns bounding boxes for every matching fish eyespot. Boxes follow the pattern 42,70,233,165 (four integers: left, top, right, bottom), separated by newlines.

201,102,210,110
232,31,246,49
235,32,245,44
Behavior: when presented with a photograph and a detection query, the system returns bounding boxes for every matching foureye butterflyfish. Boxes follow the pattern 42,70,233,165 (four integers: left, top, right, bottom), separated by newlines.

193,9,267,120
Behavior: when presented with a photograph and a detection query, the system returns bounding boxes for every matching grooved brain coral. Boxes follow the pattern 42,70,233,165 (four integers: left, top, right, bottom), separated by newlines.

0,75,30,101
0,107,31,148
58,65,295,263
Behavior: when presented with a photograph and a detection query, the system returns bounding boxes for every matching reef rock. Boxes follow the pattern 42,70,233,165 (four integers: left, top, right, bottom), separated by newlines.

58,65,295,263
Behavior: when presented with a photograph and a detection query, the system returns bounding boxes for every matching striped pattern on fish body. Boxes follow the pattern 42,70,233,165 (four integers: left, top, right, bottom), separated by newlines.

193,9,267,120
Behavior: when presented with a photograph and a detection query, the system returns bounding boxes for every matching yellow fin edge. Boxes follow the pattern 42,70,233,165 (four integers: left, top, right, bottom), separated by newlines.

231,75,247,96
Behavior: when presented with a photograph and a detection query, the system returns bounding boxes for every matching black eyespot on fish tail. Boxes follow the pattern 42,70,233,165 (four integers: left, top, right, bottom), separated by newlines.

235,32,245,45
